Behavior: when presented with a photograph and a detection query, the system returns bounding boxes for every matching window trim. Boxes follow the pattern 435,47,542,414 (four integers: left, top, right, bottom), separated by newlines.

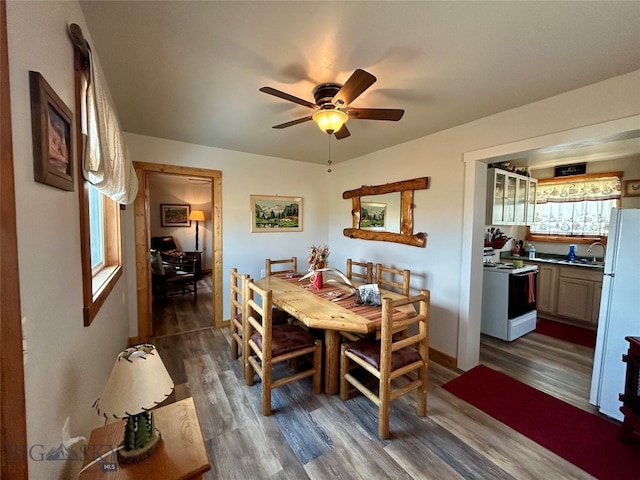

74,48,122,326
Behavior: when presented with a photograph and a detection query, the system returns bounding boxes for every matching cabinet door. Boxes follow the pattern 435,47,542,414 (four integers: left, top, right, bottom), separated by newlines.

515,177,527,225
490,170,506,224
556,277,594,323
526,178,537,225
591,281,603,326
503,174,517,224
536,264,558,315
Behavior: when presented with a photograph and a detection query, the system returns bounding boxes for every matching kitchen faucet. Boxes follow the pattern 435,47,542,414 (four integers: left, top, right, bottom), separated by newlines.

587,241,606,263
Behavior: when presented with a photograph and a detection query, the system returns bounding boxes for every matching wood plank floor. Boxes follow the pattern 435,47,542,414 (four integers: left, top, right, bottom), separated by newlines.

152,296,609,480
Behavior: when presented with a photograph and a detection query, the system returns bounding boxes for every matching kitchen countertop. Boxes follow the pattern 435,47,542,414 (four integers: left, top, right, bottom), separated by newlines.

500,252,605,270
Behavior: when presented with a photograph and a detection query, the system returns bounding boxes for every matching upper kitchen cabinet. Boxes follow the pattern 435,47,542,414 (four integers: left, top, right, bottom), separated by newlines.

486,168,537,226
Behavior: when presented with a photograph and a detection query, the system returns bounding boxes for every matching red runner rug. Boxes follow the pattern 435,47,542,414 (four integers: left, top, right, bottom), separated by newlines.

443,365,639,480
535,318,596,348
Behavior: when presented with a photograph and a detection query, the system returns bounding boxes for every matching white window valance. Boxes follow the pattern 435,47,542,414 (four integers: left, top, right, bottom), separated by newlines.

81,49,138,205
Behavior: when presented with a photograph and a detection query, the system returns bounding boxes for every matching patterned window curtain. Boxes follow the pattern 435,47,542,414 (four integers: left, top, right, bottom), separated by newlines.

530,175,621,236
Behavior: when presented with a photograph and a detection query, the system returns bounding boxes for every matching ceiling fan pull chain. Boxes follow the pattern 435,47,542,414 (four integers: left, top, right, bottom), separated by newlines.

327,134,333,173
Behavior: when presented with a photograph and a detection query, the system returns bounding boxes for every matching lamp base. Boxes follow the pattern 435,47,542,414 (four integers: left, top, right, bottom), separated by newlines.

117,428,161,464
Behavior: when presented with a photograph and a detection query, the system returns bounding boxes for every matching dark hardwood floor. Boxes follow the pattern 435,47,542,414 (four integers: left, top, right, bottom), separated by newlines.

151,294,604,479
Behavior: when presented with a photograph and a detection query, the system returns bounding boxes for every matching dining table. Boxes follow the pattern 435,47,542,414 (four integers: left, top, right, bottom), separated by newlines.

255,272,416,394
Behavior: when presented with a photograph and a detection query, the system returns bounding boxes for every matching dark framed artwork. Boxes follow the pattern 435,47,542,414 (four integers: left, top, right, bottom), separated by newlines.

622,179,640,197
29,71,74,191
161,204,191,227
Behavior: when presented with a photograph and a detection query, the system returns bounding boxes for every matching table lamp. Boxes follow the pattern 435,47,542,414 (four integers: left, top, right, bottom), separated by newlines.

93,344,174,464
188,210,205,250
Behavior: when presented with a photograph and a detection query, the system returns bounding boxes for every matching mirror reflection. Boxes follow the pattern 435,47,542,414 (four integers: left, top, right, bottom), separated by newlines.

360,193,401,233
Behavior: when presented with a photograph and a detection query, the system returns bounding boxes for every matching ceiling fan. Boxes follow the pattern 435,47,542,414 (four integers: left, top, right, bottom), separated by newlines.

260,69,404,139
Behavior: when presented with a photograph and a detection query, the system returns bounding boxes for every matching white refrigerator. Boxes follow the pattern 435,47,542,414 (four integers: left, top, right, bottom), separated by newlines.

589,208,640,421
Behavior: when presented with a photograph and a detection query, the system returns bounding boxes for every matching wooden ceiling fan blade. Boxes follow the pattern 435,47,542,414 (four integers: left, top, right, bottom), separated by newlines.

334,124,350,139
272,116,313,129
260,87,318,109
332,69,376,107
346,108,404,121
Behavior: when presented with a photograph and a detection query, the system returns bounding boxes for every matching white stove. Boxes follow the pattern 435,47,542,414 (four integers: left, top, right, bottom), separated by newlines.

481,263,538,341
483,263,538,275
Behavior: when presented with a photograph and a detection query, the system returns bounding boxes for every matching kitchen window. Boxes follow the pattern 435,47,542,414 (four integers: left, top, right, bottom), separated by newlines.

527,172,621,244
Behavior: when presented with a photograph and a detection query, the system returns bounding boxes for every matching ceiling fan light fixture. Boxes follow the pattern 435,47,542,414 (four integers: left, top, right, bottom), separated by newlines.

312,109,348,134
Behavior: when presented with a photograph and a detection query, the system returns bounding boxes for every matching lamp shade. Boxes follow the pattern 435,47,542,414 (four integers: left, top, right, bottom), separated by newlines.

94,344,174,419
188,210,205,222
312,109,348,133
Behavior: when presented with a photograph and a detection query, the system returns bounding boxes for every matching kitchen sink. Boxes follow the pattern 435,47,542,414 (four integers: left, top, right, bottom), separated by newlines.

522,257,604,268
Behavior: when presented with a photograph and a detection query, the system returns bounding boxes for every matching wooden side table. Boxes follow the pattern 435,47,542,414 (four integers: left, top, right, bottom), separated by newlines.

620,336,640,443
79,397,210,479
184,251,202,278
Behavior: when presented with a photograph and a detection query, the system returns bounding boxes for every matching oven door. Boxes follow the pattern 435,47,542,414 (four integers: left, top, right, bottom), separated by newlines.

508,271,537,319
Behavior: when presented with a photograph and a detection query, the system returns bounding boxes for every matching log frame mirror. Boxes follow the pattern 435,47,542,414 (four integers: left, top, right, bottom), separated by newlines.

343,177,429,247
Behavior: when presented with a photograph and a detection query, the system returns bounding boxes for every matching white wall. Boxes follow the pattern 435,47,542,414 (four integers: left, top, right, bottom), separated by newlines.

7,2,132,478
124,132,331,316
327,71,640,368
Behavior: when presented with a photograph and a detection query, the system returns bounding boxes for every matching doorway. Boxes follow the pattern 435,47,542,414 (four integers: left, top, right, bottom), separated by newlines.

457,116,640,368
133,162,223,342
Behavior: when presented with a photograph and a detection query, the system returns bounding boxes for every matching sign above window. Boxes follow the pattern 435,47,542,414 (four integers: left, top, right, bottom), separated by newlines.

554,163,587,177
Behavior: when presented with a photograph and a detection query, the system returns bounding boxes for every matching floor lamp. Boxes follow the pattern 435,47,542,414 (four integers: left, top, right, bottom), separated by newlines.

188,210,205,250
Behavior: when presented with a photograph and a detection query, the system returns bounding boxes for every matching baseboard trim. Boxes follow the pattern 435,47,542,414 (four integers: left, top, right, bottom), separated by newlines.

429,347,457,369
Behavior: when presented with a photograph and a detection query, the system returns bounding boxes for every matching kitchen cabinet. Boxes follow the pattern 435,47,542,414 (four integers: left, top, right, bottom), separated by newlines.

486,168,536,226
526,261,603,328
535,263,558,315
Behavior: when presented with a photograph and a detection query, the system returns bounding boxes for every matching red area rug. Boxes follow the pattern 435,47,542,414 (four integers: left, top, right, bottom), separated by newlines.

443,365,639,480
535,318,596,348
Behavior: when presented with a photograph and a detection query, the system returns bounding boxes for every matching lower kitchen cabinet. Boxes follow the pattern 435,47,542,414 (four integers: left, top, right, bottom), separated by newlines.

557,277,596,323
525,261,603,328
536,264,558,315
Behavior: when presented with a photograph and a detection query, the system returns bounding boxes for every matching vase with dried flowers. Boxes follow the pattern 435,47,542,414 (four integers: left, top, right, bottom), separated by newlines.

307,244,329,289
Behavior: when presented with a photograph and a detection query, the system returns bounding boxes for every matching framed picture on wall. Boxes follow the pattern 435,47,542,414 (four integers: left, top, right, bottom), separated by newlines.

161,204,191,227
250,195,302,232
360,202,387,230
29,71,74,191
622,179,640,197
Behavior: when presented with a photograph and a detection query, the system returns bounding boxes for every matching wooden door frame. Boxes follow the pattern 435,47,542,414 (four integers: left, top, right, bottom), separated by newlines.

133,162,223,341
0,1,29,477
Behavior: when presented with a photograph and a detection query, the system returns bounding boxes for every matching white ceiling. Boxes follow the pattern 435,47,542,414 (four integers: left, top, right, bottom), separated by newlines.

79,1,640,166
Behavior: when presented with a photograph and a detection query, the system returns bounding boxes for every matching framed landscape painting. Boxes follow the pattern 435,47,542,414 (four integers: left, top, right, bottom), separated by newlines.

360,202,387,230
161,204,191,227
250,195,302,232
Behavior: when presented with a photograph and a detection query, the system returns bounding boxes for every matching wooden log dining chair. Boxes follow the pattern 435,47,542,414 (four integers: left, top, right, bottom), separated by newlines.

230,268,250,361
346,258,374,285
340,290,430,439
264,257,297,324
265,257,297,276
244,279,322,416
230,268,289,362
376,263,411,296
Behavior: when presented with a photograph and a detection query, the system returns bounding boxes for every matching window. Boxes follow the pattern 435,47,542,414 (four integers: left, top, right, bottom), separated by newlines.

528,172,621,243
88,184,105,272
72,41,126,326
